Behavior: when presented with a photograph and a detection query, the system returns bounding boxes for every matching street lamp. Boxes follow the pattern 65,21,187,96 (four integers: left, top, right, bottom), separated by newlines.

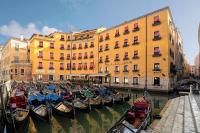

198,23,200,78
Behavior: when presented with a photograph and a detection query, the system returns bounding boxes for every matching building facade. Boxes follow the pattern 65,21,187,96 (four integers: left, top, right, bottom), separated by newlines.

1,37,32,81
27,7,185,91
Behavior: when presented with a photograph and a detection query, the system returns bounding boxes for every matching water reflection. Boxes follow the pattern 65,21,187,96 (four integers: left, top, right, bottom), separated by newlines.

17,90,169,133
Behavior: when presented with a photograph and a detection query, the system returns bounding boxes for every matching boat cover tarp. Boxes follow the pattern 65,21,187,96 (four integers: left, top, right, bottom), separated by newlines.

83,89,94,98
36,94,46,101
46,93,60,101
46,85,56,90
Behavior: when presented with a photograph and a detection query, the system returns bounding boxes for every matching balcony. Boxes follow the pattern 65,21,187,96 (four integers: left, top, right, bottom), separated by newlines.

99,60,103,63
152,52,162,57
114,58,120,61
132,56,139,59
153,68,161,72
38,56,43,58
60,47,64,50
90,55,94,58
60,67,64,70
153,36,161,41
60,38,65,41
114,45,120,49
133,41,139,45
105,59,110,63
60,57,64,60
78,47,82,50
132,69,139,72
66,67,70,70
123,57,129,61
38,44,43,48
152,21,161,26
66,57,70,60
123,70,129,73
84,56,88,59
104,47,109,51
90,45,94,48
72,47,76,50
72,57,76,60
67,47,71,50
89,67,94,70
132,27,140,32
50,57,54,60
105,36,110,41
72,68,76,70
99,38,103,42
78,57,82,60
114,70,120,73
78,67,82,70
123,30,130,35
99,49,103,52
37,66,43,69
50,46,54,49
123,43,129,47
84,67,88,70
49,67,54,70
115,33,120,37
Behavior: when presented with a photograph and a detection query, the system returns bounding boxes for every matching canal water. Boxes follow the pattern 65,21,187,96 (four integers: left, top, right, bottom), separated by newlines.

15,90,173,133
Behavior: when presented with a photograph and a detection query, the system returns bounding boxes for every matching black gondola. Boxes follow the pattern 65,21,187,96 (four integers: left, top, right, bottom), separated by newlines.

28,94,50,122
46,93,74,118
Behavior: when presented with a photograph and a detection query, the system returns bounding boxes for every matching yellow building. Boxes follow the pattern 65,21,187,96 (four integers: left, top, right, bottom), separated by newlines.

28,7,184,91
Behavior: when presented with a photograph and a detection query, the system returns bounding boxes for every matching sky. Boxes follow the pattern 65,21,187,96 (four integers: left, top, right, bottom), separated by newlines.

0,0,199,65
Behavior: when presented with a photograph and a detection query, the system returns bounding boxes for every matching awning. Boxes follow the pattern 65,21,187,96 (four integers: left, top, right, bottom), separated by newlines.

88,73,108,77
66,74,86,77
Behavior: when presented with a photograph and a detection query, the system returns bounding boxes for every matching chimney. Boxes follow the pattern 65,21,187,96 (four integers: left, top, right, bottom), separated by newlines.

20,34,24,41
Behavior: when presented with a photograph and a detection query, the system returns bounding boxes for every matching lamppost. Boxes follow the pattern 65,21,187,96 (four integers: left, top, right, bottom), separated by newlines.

198,23,200,78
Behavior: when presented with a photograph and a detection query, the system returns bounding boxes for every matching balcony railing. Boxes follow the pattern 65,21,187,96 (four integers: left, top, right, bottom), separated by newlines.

84,45,88,48
78,57,82,60
123,30,130,35
132,27,140,32
132,69,139,72
78,47,82,49
105,59,110,63
90,45,94,48
152,52,162,57
153,68,161,72
114,45,120,49
132,56,139,59
133,41,139,45
99,38,103,42
72,47,76,50
60,67,64,70
37,66,43,69
115,33,120,37
123,57,129,60
123,70,129,72
153,36,161,41
99,49,103,52
123,43,129,47
60,57,64,60
104,47,109,51
152,21,161,26
60,47,64,50
49,67,54,70
114,58,120,61
90,55,94,58
105,36,110,40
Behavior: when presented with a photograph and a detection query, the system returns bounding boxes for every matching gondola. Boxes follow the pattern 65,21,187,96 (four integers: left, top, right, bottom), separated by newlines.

81,89,103,108
6,90,30,130
107,96,151,133
95,87,114,106
72,98,90,113
28,93,50,122
46,93,74,118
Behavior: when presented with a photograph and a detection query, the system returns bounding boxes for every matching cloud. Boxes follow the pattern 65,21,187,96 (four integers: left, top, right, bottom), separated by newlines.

67,24,77,32
0,20,60,39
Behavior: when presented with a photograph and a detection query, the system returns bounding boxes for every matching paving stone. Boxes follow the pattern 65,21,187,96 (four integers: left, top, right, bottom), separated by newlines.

189,94,200,133
184,96,196,133
171,114,183,133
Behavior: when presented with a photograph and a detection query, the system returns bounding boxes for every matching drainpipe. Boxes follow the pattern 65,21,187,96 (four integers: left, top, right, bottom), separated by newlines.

144,16,148,91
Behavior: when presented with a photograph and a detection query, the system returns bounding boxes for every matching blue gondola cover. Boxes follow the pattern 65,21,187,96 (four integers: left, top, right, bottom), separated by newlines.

46,93,60,101
36,94,46,101
46,85,56,90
